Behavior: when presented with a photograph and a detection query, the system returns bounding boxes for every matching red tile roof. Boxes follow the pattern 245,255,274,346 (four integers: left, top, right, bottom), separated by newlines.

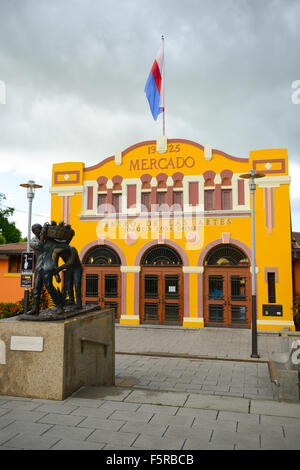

0,242,31,254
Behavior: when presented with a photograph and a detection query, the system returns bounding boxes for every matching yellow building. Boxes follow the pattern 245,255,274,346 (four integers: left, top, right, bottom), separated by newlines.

50,138,295,331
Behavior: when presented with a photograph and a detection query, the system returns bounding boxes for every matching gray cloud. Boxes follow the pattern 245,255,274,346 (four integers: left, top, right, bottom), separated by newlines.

1,0,300,234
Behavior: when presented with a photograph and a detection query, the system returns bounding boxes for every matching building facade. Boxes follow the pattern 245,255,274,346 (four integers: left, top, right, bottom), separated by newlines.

50,138,295,331
0,242,28,303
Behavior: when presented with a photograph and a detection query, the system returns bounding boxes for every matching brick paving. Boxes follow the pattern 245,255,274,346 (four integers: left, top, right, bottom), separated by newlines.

0,325,299,450
115,324,284,360
0,391,300,450
115,355,276,400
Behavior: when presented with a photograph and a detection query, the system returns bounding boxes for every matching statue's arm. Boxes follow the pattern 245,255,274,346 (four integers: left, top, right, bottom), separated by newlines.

55,247,74,273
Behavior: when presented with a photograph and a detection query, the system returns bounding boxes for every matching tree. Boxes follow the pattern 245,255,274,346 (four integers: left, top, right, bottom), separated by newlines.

0,193,22,243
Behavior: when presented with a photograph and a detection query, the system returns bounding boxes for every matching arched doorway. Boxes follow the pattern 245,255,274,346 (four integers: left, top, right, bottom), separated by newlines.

203,244,251,328
82,246,121,321
140,244,183,325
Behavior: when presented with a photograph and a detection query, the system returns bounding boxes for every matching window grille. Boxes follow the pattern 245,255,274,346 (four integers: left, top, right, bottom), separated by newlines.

85,274,98,297
83,246,121,266
144,303,159,321
165,304,180,322
144,275,158,298
231,305,247,323
206,244,248,266
142,245,182,266
209,304,224,322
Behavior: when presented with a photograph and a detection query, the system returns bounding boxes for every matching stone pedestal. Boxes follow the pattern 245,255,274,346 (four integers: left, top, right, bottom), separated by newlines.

0,308,115,400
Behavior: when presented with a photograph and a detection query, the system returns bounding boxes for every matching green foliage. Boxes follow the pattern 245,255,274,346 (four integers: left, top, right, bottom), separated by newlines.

0,193,22,243
0,302,22,319
0,234,6,244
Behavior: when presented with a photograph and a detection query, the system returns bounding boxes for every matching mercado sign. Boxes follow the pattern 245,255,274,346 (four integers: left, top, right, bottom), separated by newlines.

128,143,196,171
129,156,195,171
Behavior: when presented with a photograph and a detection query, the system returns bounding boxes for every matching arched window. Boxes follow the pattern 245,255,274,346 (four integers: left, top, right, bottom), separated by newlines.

205,244,249,266
141,245,182,266
83,246,121,266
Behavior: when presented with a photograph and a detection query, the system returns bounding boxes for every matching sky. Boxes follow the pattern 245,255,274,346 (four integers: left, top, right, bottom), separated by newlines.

1,0,300,237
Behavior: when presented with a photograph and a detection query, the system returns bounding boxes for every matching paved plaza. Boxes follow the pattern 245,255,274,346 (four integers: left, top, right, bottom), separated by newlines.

0,325,299,450
115,324,285,360
115,355,276,400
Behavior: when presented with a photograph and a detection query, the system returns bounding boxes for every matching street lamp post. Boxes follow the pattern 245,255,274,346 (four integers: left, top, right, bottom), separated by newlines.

20,180,43,313
239,169,265,358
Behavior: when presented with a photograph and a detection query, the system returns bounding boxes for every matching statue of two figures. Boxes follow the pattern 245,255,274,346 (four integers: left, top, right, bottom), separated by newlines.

27,222,82,316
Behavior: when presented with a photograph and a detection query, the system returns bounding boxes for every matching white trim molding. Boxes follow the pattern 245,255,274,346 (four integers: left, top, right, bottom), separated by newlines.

115,150,122,166
182,266,204,274
257,176,291,188
120,266,141,273
82,180,98,216
183,317,204,323
204,145,212,161
257,320,295,326
122,178,142,215
232,173,250,211
183,175,204,213
49,185,83,196
156,135,168,154
120,315,140,320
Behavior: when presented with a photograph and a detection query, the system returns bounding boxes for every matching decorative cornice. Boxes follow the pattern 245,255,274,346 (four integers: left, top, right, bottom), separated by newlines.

49,185,83,196
54,171,80,185
83,139,246,172
257,176,291,188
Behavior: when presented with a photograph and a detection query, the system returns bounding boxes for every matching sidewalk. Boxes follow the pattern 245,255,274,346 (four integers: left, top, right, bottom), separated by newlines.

0,325,299,450
1,387,300,450
115,324,288,360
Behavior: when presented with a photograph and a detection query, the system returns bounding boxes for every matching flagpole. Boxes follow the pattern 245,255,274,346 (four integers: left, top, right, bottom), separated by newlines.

162,34,165,137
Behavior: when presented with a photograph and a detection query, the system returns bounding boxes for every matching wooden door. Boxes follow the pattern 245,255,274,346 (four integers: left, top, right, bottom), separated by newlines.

228,269,251,327
204,269,228,326
140,267,183,324
82,267,121,320
204,268,251,327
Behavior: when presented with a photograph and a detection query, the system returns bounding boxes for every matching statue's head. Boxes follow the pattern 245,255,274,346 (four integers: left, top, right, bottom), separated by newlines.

32,223,42,237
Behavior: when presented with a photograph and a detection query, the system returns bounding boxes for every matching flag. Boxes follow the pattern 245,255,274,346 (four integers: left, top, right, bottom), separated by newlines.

144,42,164,120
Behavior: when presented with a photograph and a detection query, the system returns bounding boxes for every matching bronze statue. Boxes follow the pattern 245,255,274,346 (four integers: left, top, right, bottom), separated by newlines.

27,221,82,316
52,244,83,310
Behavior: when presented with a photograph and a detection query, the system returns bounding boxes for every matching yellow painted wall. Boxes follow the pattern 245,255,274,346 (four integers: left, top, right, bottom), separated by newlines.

50,139,295,331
